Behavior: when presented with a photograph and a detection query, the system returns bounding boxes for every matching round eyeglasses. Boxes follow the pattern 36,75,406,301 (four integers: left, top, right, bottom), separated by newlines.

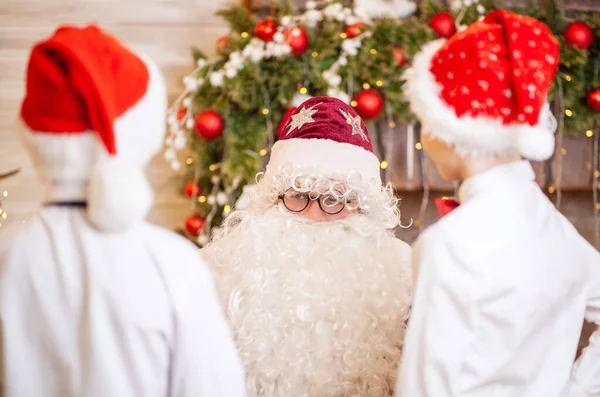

279,188,348,215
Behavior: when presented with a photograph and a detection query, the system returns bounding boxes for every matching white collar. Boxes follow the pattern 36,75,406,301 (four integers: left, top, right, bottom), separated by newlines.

458,160,536,204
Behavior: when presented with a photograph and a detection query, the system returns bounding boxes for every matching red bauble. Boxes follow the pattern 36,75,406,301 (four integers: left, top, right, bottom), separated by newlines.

184,181,201,198
216,36,231,54
564,21,594,50
354,89,384,120
284,26,309,56
429,12,456,38
345,22,363,38
195,110,225,140
588,89,600,111
177,107,187,120
393,47,406,66
185,215,205,236
254,19,277,42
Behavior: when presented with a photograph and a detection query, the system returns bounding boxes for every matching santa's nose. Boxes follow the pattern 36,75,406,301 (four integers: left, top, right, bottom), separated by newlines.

303,200,328,222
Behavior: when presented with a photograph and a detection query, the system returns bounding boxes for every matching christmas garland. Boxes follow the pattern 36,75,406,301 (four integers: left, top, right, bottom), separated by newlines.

166,0,600,246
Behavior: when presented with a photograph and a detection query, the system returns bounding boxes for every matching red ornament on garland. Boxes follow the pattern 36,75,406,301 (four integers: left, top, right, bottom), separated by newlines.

254,19,277,42
353,89,384,120
393,47,406,66
177,107,187,120
345,22,363,38
429,12,456,38
564,21,594,50
284,26,310,56
216,36,231,54
185,215,205,236
195,110,225,140
184,181,201,198
588,89,600,111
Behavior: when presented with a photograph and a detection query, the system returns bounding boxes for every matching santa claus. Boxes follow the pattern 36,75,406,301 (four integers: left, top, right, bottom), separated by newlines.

202,96,412,396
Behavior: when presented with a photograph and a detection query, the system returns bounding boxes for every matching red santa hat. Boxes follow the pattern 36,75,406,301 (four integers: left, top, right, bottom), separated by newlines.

267,96,381,184
404,10,560,161
20,24,166,231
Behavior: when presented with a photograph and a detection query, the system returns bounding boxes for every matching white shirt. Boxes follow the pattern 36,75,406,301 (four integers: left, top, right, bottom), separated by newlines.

0,206,247,397
397,161,600,397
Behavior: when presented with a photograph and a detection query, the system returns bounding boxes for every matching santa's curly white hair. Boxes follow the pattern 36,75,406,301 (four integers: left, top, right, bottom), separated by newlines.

203,167,412,397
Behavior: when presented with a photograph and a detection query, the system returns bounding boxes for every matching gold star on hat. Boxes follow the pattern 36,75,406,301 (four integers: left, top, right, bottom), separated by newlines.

286,102,322,135
339,108,368,142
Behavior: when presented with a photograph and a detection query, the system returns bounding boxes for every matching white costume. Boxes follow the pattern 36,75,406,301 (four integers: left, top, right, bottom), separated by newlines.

397,9,598,397
0,25,246,397
399,161,600,396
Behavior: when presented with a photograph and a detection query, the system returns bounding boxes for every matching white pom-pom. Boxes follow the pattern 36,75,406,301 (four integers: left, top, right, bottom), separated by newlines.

87,158,153,232
517,128,555,161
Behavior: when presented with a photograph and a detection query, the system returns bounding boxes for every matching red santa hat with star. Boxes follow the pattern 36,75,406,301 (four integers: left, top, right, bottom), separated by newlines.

20,24,166,231
267,96,381,185
404,10,560,161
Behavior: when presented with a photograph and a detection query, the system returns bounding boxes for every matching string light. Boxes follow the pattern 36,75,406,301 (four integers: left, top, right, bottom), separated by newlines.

362,83,370,89
415,142,423,150
311,52,318,58
587,129,594,138
299,87,308,94
259,149,268,156
380,160,389,170
548,185,556,194
185,157,193,165
375,80,383,87
565,109,573,117
223,205,231,214
369,48,377,55
198,196,207,203
2,191,7,197
241,32,249,38
262,108,269,115
340,33,347,39
565,75,572,82
389,121,396,128
596,202,600,211
208,164,217,171
1,213,6,220
595,170,600,178
560,148,567,156
350,100,358,107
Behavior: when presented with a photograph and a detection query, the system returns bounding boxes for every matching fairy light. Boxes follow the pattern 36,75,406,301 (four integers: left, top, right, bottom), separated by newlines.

262,108,269,115
596,202,600,211
587,129,594,138
389,120,396,128
380,160,389,170
369,48,377,55
595,170,600,178
375,80,383,87
198,196,207,203
565,109,573,117
241,32,249,38
1,213,6,220
259,149,268,156
340,33,347,39
185,157,193,165
560,148,567,156
311,52,318,58
2,191,7,197
565,75,572,82
208,164,217,172
415,142,423,150
362,83,370,89
223,205,231,214
350,100,358,107
299,87,308,94
548,185,556,194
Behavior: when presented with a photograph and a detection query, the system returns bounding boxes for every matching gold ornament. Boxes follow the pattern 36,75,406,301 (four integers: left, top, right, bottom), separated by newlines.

339,108,368,142
285,102,322,135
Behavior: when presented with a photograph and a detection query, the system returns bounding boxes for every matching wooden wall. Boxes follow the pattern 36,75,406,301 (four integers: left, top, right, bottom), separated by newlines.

0,0,230,230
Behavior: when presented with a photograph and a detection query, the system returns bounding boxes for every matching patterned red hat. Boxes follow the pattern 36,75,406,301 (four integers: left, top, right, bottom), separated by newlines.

404,10,559,160
20,24,167,231
267,96,381,184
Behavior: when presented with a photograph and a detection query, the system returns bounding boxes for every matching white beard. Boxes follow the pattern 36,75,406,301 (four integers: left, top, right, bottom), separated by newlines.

203,207,412,397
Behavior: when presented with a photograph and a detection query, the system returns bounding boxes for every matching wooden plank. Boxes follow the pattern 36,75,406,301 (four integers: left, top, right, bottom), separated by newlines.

0,0,227,27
